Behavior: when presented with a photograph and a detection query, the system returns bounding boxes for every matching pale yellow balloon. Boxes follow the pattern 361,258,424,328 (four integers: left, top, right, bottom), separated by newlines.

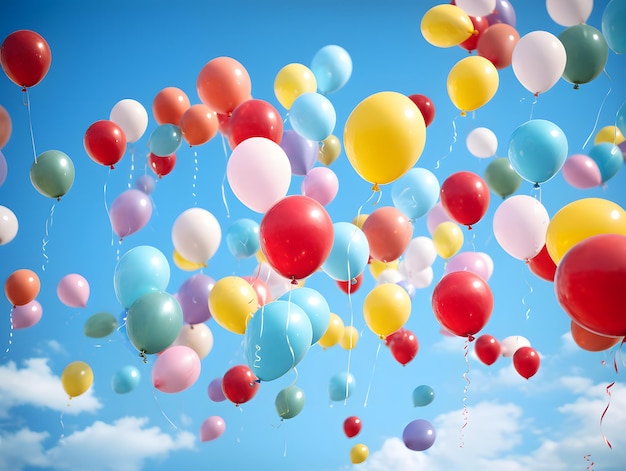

363,283,411,338
432,221,464,259
172,323,214,359
274,63,317,110
340,325,359,350
172,250,206,271
256,249,268,265
350,444,369,464
447,55,499,116
61,361,94,399
420,4,475,48
594,125,625,145
318,313,344,349
369,258,399,280
208,276,258,334
318,134,341,166
352,213,369,229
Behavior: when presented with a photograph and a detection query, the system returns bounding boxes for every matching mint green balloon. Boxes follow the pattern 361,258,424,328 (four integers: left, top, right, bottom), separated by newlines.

84,312,118,338
275,385,306,419
558,24,608,89
485,157,523,199
126,291,182,355
30,150,75,200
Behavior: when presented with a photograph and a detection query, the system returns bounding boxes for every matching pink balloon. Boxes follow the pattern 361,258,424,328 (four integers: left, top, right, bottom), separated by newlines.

562,154,602,189
57,273,90,308
177,274,215,325
200,416,226,442
426,202,454,235
301,167,339,206
11,300,43,329
444,251,493,281
207,377,227,402
109,189,153,239
152,345,201,393
241,275,272,306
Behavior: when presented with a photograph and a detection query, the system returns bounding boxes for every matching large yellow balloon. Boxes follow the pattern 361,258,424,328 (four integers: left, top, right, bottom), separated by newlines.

546,198,626,264
432,221,464,259
61,361,94,399
340,325,359,350
318,134,341,166
318,313,344,349
172,250,206,271
594,125,625,145
344,92,426,188
350,444,369,464
420,4,475,48
369,258,399,280
363,283,411,338
274,63,317,110
208,276,259,334
447,56,499,116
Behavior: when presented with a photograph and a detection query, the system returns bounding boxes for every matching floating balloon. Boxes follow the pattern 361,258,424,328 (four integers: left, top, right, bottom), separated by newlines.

275,385,306,419
336,272,364,295
148,152,176,178
317,313,344,349
228,98,283,149
459,15,489,53
340,325,359,350
403,419,436,451
466,127,498,158
432,221,464,259
321,222,369,282
0,205,18,245
444,251,493,282
288,92,336,141
318,134,341,166
179,104,218,147
363,283,412,338
362,206,413,263
403,236,437,274
602,0,626,54
559,24,608,89
420,4,475,48
62,361,94,399
500,335,531,357
172,250,206,272
447,55,499,115
512,31,567,96
588,143,622,183
391,168,440,220
310,45,352,94
1,30,51,88
10,300,42,329
274,63,317,109
477,23,520,69
527,244,557,282
595,125,624,146
570,321,622,352
172,323,214,360
456,0,496,17
200,416,226,442
225,219,260,260
440,171,490,229
209,276,258,335
84,120,127,169
30,150,75,200
426,203,454,235
171,207,221,265
0,151,7,187
177,273,215,325
208,377,226,402
110,99,149,143
135,174,155,194
114,245,170,309
280,287,331,345
474,334,501,365
197,56,252,115
484,157,522,199
5,268,40,307
152,345,201,393
329,371,356,401
152,87,190,126
408,94,436,127
486,0,516,26
412,385,435,407
221,364,260,406
84,312,117,338
343,416,362,438
149,124,182,157
111,365,141,394
280,129,318,176
386,328,419,365
109,189,152,239
350,444,369,464
513,346,540,379
547,0,593,26
301,166,339,206
241,275,272,307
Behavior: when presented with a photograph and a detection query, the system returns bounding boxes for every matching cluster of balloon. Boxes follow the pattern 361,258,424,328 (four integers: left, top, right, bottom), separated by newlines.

475,334,541,379
385,328,419,366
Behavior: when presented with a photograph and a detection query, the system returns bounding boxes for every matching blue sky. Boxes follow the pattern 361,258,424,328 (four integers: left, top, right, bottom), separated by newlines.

1,1,626,470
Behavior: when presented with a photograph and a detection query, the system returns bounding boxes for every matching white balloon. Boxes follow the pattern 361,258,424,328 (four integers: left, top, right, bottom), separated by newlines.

171,208,222,264
466,127,498,158
512,31,567,96
403,236,436,272
546,0,593,27
399,261,433,289
456,0,496,17
376,268,405,285
253,262,294,299
173,323,214,360
110,99,149,143
0,205,18,245
500,335,531,357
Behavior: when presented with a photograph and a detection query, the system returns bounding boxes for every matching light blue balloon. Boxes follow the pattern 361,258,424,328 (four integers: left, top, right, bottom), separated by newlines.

226,218,260,259
391,168,440,220
114,245,170,308
310,45,353,94
280,287,330,345
412,384,435,407
616,101,626,139
112,365,141,394
149,124,182,157
244,301,313,382
508,119,568,185
588,142,622,183
321,222,370,283
602,0,626,54
329,371,356,402
288,92,336,142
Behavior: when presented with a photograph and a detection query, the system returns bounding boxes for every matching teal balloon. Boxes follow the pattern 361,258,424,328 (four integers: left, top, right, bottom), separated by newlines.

114,245,170,308
280,287,331,345
391,168,440,220
484,157,522,199
275,385,306,419
149,124,182,157
588,142,622,183
508,119,568,185
30,150,75,200
84,311,118,338
559,24,608,88
126,291,182,354
310,45,353,94
225,218,260,259
602,0,626,54
412,384,435,407
288,92,336,141
321,222,370,283
329,371,356,402
244,300,313,382
112,365,141,394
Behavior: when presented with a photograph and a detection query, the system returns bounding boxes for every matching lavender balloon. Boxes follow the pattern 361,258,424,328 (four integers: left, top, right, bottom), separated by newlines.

486,0,516,27
109,189,152,239
177,273,215,325
135,174,156,194
11,300,43,329
301,167,339,206
402,419,436,451
207,377,226,402
280,129,318,176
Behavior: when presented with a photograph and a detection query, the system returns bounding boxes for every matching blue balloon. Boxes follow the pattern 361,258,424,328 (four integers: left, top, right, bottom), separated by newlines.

321,222,370,282
412,384,435,407
244,301,313,382
310,45,353,94
288,92,336,142
588,142,622,183
617,101,626,138
391,168,440,220
602,0,626,54
225,218,260,259
114,245,170,308
149,124,182,157
280,287,331,345
112,365,141,394
508,119,568,185
329,371,356,402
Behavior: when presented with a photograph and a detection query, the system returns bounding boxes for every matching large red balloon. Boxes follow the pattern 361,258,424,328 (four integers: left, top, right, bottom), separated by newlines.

512,346,540,379
474,334,500,365
1,30,51,88
459,15,490,53
221,365,260,406
148,152,176,178
440,171,490,229
228,99,283,149
527,244,556,282
361,206,413,263
385,328,419,366
343,416,362,438
431,271,493,338
555,234,626,337
260,195,334,281
408,94,436,127
570,321,622,352
84,120,127,169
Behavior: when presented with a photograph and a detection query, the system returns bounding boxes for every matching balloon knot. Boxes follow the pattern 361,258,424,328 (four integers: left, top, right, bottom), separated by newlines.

460,111,467,117
110,164,115,170
139,351,147,364
533,92,539,98
467,335,475,342
367,255,372,265
471,29,478,36
21,86,27,93
290,277,298,285
56,196,62,202
467,225,473,231
574,84,580,90
371,183,380,192
533,183,540,189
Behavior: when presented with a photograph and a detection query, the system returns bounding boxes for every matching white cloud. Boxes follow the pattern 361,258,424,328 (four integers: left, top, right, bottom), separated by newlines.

33,340,67,356
0,428,49,470
0,358,102,417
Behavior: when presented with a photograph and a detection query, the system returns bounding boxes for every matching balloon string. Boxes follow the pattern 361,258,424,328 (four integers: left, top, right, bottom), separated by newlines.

600,338,624,449
152,389,179,430
582,68,612,150
530,183,542,204
103,171,114,248
520,265,533,320
59,408,65,440
127,145,135,189
5,308,14,354
192,150,199,205
434,115,457,170
583,454,595,471
220,135,231,218
528,94,538,121
460,337,472,448
363,341,381,408
22,88,38,162
41,202,56,272
285,289,296,374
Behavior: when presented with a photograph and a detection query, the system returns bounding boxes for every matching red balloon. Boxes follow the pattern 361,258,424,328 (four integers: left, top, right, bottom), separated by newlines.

527,244,556,282
477,23,520,69
148,152,176,178
1,30,51,88
221,365,260,406
431,271,493,338
555,234,626,337
570,321,623,352
336,272,364,295
512,346,540,379
474,334,500,365
241,275,272,306
4,268,40,307
228,99,283,149
260,195,334,281
217,113,231,137
343,416,362,438
361,206,413,263
440,171,490,229
386,328,419,366
84,120,127,169
408,94,436,127
459,16,490,53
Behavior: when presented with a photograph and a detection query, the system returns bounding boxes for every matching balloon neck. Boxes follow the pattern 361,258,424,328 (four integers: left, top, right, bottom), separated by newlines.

573,84,579,90
460,111,467,117
290,277,298,285
139,351,147,364
467,335,475,342
371,183,380,192
471,29,478,36
533,183,540,189
56,196,62,202
533,92,539,98
21,86,27,92
110,164,115,170
467,225,473,231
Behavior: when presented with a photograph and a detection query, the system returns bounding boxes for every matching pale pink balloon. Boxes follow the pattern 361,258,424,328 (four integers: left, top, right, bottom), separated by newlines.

109,189,153,239
57,273,90,308
426,202,454,235
11,300,43,329
444,251,492,281
301,166,339,206
200,416,226,442
562,154,602,189
152,345,201,393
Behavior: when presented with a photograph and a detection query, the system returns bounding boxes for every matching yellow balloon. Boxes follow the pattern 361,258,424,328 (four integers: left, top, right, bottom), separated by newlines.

420,4,475,48
256,249,268,265
172,250,206,271
350,444,369,464
447,56,499,116
274,63,317,110
318,313,344,349
352,213,368,229
318,134,341,166
340,325,359,350
432,221,464,259
363,283,411,338
369,258,399,280
208,276,259,334
344,91,426,188
546,198,626,264
61,361,94,399
594,125,625,145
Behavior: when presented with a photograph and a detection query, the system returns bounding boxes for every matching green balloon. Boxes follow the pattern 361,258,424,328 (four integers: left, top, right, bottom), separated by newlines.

485,157,522,199
126,291,182,355
275,385,306,419
30,150,75,200
84,312,118,338
559,24,608,89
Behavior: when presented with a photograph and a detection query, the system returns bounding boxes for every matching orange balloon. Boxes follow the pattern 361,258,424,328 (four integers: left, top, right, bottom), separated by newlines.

361,206,413,263
196,56,252,115
570,321,622,352
152,87,190,126
0,104,11,149
180,104,219,146
5,269,40,306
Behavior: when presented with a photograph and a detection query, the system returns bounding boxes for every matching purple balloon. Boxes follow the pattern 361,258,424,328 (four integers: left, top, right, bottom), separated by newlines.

280,129,318,176
562,154,602,189
11,300,43,329
207,377,226,402
135,174,156,194
109,189,152,239
178,273,215,325
301,166,339,206
486,0,516,27
0,151,7,187
402,419,436,451
620,140,626,162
